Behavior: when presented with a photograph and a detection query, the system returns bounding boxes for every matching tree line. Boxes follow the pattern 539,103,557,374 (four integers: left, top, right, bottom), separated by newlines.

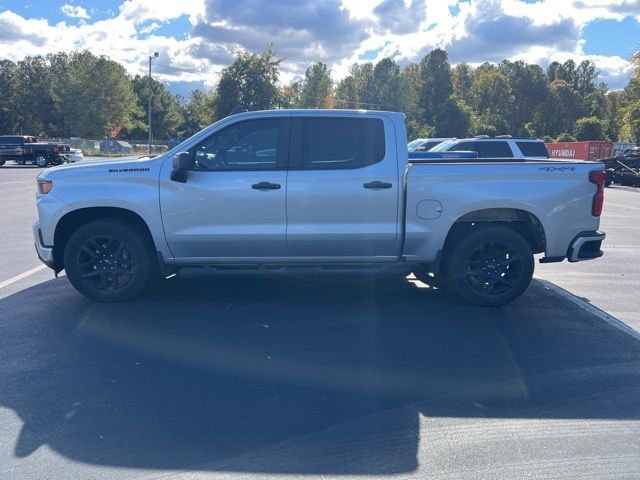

0,47,639,142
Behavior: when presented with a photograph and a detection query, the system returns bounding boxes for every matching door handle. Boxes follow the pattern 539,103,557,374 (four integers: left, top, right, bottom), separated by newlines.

252,181,281,191
363,181,392,189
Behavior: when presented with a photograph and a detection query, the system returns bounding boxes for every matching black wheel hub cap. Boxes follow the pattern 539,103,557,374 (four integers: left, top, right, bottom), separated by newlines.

465,241,521,296
77,236,134,291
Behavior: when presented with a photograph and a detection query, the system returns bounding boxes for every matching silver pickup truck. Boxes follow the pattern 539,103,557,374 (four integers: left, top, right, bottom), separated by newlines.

33,109,606,306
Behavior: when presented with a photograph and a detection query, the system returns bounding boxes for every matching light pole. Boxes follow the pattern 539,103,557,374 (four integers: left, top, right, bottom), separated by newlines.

148,51,159,156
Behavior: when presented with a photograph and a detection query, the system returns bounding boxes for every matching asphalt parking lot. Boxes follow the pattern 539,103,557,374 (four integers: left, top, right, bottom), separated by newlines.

1,163,639,479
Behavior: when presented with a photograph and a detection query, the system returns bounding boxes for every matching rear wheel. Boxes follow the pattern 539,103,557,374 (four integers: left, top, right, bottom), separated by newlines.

443,225,534,306
64,219,155,302
34,154,48,168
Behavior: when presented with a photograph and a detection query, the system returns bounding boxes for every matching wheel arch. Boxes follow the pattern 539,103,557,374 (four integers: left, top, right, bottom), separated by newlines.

53,207,156,273
443,207,546,256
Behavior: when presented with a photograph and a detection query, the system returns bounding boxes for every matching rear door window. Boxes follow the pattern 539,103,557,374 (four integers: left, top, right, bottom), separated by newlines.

299,118,385,170
475,141,513,158
516,141,549,158
448,141,475,152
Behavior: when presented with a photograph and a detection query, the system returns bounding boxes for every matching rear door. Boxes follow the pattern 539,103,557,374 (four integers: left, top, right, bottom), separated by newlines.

286,115,400,259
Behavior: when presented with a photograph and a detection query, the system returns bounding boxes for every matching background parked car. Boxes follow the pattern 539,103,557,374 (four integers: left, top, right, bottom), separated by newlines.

65,148,85,163
407,138,452,152
430,136,549,159
0,135,70,167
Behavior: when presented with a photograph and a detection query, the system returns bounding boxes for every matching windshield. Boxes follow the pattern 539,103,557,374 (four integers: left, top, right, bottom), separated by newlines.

429,140,457,151
407,139,426,151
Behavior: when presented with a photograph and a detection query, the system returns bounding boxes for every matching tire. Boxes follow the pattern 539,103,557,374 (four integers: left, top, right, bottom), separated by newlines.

15,158,26,165
0,160,5,166
443,225,534,306
34,154,49,168
63,219,155,302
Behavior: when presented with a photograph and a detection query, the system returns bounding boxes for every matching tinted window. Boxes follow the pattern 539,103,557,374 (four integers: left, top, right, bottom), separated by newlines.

517,141,549,158
193,119,285,171
416,140,442,152
407,139,424,151
301,118,385,169
475,141,513,158
448,141,475,152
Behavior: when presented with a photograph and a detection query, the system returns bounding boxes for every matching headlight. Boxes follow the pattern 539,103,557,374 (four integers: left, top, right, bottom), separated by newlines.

37,179,53,194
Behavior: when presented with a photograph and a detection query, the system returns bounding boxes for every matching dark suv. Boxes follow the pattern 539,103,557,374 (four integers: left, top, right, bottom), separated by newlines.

0,135,70,167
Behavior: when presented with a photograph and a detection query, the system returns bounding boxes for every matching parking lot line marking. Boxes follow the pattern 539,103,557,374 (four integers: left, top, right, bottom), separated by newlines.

536,278,640,341
606,203,640,212
0,265,47,290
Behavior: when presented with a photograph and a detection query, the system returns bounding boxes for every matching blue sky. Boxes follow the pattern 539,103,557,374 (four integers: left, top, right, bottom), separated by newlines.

0,0,638,95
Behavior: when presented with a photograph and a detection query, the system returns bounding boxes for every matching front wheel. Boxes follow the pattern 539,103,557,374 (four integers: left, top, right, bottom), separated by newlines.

34,154,49,168
443,226,534,306
64,219,155,302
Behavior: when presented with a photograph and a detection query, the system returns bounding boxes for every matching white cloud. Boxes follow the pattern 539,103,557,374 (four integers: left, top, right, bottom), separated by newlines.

60,4,90,20
0,0,637,90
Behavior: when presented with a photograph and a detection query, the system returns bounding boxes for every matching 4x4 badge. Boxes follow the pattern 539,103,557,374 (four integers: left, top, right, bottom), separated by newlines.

539,166,575,172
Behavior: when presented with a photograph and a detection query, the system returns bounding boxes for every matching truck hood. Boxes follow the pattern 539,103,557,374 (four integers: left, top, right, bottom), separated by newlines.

38,155,166,184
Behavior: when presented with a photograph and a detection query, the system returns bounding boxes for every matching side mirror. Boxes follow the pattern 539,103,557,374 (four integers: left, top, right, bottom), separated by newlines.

170,152,191,183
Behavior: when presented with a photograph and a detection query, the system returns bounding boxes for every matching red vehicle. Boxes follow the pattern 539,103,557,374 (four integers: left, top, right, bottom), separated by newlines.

545,141,613,161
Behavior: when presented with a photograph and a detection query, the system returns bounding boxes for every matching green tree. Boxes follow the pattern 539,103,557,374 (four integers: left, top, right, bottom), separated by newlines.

63,52,138,138
537,79,581,137
498,60,548,134
128,75,183,139
47,52,73,137
418,48,453,124
13,56,55,136
604,90,625,141
335,75,359,108
370,58,406,111
574,116,608,140
469,69,513,135
554,132,576,142
180,89,215,137
0,60,18,134
452,62,473,103
212,46,283,119
400,62,421,126
299,62,333,108
278,81,302,109
622,100,640,141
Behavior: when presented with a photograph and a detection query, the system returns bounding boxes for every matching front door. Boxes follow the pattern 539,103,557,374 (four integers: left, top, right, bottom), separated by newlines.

160,117,290,260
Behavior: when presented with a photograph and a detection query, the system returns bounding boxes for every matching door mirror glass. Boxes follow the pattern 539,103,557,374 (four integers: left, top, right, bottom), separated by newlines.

171,152,192,183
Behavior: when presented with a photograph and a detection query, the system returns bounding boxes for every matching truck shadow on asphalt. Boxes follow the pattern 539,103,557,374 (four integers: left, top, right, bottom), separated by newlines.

1,275,639,474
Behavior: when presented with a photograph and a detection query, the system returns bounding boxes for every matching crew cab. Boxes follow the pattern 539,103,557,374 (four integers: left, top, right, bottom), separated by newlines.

0,135,70,167
430,136,549,159
33,110,605,306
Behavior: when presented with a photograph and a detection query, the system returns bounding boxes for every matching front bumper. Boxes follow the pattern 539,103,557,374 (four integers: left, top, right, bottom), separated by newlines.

33,221,54,269
567,231,606,262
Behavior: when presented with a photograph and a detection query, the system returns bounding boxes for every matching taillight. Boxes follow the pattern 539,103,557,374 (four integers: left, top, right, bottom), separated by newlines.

589,170,605,217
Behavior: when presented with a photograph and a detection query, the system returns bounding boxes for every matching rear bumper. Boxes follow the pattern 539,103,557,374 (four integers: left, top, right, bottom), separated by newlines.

33,221,54,269
567,231,606,262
